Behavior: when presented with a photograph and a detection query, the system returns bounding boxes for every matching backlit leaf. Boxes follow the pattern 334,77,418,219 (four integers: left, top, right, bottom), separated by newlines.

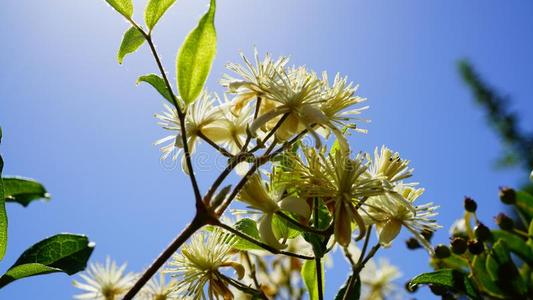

104,0,133,18
118,26,145,65
176,0,216,104
145,0,176,30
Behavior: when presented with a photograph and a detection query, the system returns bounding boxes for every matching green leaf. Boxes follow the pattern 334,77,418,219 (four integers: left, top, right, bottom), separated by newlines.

137,74,174,104
516,191,533,218
492,230,533,265
0,233,94,288
408,269,481,300
145,0,176,30
176,0,216,104
118,26,145,65
104,0,133,18
430,254,469,272
0,129,6,261
233,218,262,251
486,240,527,296
334,274,361,300
471,254,505,298
2,177,50,207
272,214,300,240
301,259,324,300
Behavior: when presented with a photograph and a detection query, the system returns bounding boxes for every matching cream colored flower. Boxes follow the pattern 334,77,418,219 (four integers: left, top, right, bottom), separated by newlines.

319,72,369,135
367,146,413,183
360,258,401,300
363,183,440,252
238,174,310,249
221,49,288,114
154,91,223,173
283,148,386,247
72,257,136,300
138,272,178,300
449,218,467,237
166,228,244,300
530,169,533,182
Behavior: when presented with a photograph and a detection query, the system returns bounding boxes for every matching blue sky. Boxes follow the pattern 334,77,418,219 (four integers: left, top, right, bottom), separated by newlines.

1,0,533,299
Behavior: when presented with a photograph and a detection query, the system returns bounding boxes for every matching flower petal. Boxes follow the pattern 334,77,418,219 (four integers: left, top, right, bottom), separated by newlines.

279,196,311,219
259,214,286,249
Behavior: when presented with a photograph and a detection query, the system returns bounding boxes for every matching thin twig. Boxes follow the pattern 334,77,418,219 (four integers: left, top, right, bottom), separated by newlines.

197,131,233,157
216,221,314,260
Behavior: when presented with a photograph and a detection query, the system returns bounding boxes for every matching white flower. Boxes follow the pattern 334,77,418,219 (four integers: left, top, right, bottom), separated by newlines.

166,228,244,300
360,258,401,300
530,169,533,182
363,184,440,253
221,49,289,114
282,148,385,246
154,91,223,173
319,72,369,135
367,146,413,183
237,174,310,249
138,272,178,300
72,257,136,300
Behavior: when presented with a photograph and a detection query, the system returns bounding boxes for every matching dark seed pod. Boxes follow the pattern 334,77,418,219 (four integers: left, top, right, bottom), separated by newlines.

495,213,514,231
474,223,492,241
468,239,484,255
434,244,451,259
406,237,421,250
464,197,477,213
499,187,516,205
450,237,467,255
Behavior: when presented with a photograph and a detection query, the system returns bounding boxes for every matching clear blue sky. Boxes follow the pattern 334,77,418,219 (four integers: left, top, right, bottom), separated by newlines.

1,0,533,299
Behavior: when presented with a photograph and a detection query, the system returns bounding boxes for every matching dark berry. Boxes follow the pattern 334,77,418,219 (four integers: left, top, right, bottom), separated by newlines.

474,223,492,241
468,239,484,255
406,238,421,250
464,197,477,213
499,187,516,205
434,244,451,259
495,213,514,231
450,237,467,255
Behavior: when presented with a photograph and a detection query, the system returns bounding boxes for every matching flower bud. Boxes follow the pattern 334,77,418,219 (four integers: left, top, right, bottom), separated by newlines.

464,197,477,213
495,213,514,231
434,244,451,259
468,239,484,255
474,223,492,242
450,237,467,255
406,237,421,250
499,187,516,205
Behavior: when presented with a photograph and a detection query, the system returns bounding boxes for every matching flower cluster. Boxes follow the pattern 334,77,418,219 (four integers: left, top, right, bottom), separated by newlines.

75,50,440,300
155,50,367,172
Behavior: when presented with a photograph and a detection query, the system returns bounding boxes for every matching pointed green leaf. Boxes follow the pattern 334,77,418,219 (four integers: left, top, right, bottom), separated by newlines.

486,240,527,296
145,0,176,30
492,230,533,265
0,233,94,288
137,74,174,104
516,191,533,218
104,0,133,18
176,0,216,104
3,177,50,207
301,259,324,300
118,27,145,65
334,274,361,300
0,128,6,261
470,254,505,298
233,218,262,251
408,269,481,300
